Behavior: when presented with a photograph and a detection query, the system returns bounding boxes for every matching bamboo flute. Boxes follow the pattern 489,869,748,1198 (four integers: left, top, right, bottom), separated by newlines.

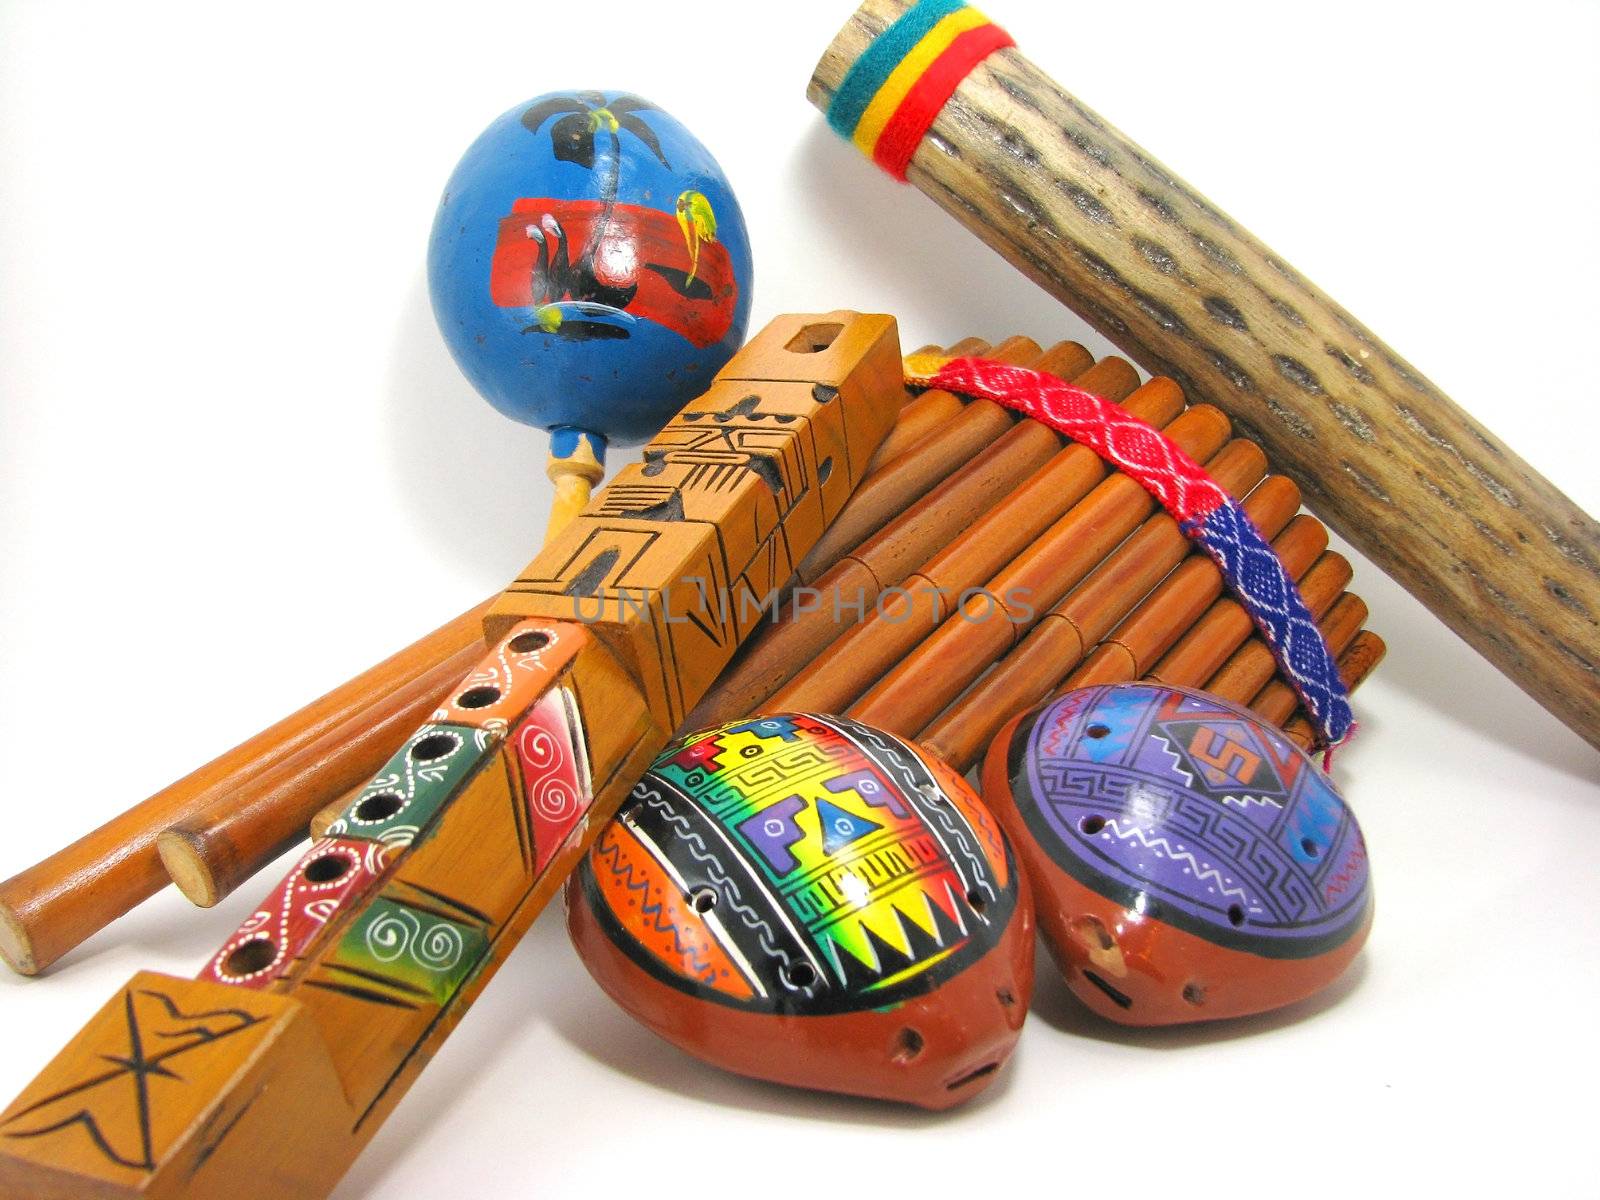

0,600,490,975
766,373,1184,715
920,467,1299,771
843,404,1234,733
154,635,492,907
685,344,1133,728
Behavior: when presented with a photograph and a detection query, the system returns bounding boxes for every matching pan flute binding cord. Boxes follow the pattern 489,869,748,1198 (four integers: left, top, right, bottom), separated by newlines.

906,354,1357,758
825,0,1014,180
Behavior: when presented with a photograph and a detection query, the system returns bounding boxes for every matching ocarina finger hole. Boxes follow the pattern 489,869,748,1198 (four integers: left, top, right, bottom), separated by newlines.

1226,904,1246,927
780,961,818,990
890,1027,925,1064
965,888,988,913
687,886,718,914
1079,814,1106,835
1182,983,1206,1007
1085,723,1111,739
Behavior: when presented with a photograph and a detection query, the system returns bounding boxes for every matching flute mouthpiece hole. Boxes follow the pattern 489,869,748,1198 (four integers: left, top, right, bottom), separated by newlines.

785,322,842,353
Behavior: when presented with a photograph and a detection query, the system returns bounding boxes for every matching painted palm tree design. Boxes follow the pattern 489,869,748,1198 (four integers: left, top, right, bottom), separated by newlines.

520,92,670,339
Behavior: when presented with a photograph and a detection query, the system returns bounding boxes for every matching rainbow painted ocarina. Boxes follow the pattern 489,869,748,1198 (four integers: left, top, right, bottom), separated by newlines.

566,713,1033,1109
982,683,1371,1025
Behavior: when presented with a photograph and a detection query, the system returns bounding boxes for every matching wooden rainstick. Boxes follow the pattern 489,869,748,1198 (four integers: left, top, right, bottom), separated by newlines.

0,312,903,1200
0,601,490,975
810,0,1600,751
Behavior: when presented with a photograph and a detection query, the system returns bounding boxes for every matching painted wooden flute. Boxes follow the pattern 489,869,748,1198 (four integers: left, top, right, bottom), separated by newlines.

0,312,903,1200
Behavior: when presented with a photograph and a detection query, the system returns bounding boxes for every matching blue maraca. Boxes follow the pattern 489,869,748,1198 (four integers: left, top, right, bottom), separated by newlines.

429,91,754,533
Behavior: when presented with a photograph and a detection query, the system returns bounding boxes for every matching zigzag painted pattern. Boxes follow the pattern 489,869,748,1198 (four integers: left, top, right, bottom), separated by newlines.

1103,818,1254,908
911,357,1354,750
591,834,719,984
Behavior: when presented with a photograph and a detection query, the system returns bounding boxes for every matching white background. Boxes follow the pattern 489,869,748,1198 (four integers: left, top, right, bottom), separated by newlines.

2,1,1597,1196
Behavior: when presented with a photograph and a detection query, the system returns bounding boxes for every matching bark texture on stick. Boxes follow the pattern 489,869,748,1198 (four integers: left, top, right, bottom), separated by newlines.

810,0,1600,750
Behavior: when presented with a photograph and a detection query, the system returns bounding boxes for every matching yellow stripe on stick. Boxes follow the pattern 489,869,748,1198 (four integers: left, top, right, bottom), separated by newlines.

851,5,991,156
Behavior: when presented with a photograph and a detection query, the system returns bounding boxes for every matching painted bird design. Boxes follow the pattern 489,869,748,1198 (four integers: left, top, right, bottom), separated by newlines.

675,190,718,288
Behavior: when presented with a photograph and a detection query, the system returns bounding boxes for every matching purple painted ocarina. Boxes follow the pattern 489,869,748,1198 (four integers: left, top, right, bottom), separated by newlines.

982,683,1372,1025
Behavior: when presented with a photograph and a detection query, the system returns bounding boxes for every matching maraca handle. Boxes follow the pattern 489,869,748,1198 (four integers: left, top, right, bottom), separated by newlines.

546,427,606,539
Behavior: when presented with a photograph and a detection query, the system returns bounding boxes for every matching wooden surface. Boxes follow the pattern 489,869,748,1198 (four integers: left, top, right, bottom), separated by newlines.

809,0,1600,751
0,313,904,1199
0,601,491,975
155,634,488,909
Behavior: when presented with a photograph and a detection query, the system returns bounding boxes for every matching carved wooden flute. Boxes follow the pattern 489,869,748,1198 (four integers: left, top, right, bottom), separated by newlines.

0,312,903,1200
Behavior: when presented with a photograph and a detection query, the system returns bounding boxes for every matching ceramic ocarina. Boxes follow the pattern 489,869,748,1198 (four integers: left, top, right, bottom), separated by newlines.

982,683,1371,1025
566,712,1033,1109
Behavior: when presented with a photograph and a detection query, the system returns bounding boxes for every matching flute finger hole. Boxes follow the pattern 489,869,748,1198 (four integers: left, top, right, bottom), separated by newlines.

411,733,458,763
456,686,502,709
355,792,404,822
224,939,276,977
508,630,551,654
303,853,351,884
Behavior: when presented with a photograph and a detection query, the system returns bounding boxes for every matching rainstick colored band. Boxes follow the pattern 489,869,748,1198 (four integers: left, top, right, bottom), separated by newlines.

827,0,1014,180
905,354,1357,755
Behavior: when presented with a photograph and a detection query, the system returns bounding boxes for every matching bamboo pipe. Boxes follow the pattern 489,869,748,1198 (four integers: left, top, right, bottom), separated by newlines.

1203,595,1369,710
810,1,1600,750
1284,633,1388,748
1247,595,1372,723
1062,499,1324,691
867,336,992,467
685,343,1127,728
1203,588,1369,700
1155,552,1354,698
844,403,1233,733
0,600,490,974
794,334,1044,583
922,466,1299,771
154,636,489,907
769,372,1183,715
